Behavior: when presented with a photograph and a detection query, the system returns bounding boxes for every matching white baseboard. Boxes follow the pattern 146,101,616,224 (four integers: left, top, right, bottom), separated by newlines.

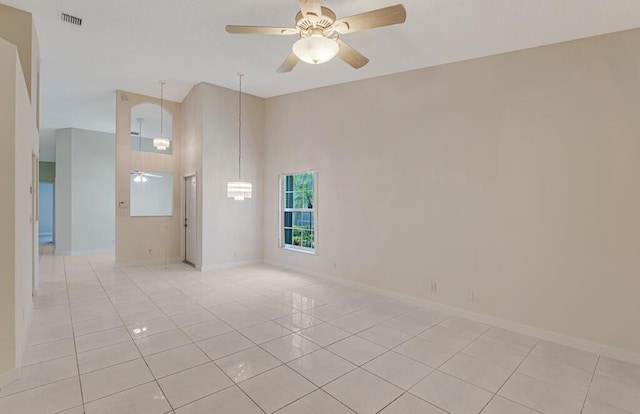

201,260,261,272
55,248,115,256
114,257,183,267
264,260,640,366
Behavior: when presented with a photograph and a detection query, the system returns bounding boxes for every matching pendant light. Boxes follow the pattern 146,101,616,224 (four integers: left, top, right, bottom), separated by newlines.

153,81,171,151
227,73,252,201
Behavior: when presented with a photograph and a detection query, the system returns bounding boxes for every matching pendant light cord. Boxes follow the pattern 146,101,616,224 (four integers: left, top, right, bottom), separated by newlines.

160,81,165,138
238,73,243,180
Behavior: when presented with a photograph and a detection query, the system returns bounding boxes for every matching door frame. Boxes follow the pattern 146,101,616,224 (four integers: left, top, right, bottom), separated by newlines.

183,173,197,267
32,153,38,296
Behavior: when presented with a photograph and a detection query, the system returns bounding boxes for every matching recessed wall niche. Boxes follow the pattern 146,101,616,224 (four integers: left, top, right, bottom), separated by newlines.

130,102,173,154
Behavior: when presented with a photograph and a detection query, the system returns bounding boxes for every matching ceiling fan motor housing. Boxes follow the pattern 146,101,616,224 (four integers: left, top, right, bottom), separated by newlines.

295,7,337,38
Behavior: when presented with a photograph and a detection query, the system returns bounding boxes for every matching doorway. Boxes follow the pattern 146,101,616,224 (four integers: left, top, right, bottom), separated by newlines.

184,175,197,267
38,182,54,244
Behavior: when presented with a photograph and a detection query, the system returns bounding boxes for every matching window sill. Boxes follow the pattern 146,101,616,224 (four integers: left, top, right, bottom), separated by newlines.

282,245,316,255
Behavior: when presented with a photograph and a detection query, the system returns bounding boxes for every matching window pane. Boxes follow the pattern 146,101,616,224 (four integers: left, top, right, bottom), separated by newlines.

310,213,314,230
305,192,313,209
293,191,304,209
293,212,311,229
284,228,292,245
293,228,302,246
284,212,292,228
301,231,314,248
286,192,293,209
286,175,293,191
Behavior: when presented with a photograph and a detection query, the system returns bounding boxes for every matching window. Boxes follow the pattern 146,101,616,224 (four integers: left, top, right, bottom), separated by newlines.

281,171,316,253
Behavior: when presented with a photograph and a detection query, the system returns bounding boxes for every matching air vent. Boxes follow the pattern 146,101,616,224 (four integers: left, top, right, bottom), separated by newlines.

59,12,82,26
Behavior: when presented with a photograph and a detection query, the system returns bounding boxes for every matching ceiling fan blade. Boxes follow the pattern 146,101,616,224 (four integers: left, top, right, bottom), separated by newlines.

143,173,162,178
334,4,406,34
297,0,322,19
225,25,297,35
277,52,300,73
337,39,369,69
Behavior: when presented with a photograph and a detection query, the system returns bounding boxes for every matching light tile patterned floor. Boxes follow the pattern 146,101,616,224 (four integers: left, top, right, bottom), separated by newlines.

1,247,639,413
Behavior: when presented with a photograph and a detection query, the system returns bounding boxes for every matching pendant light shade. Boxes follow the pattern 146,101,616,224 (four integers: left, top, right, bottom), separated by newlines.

153,137,170,150
227,181,252,201
153,81,170,151
227,73,252,201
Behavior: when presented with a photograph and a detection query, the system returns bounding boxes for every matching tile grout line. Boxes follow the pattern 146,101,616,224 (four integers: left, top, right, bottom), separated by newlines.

580,356,600,414
475,338,541,414
62,256,88,414
370,319,488,413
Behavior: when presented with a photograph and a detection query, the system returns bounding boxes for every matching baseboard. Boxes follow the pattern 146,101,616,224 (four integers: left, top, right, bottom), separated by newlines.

55,248,115,256
264,260,640,366
114,257,183,267
201,260,261,272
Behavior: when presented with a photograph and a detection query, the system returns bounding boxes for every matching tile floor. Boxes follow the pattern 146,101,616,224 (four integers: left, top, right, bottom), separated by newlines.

1,247,639,413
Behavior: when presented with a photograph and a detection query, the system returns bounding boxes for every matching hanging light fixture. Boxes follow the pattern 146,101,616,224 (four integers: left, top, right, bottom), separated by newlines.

133,172,148,183
227,73,252,201
292,34,339,65
153,81,171,151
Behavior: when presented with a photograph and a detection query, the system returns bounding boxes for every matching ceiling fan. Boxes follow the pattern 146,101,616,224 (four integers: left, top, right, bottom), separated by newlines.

225,0,407,72
131,170,161,183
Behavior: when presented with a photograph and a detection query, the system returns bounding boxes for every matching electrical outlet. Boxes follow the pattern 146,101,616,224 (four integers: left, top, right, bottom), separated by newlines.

467,290,475,302
431,282,437,294
333,263,337,270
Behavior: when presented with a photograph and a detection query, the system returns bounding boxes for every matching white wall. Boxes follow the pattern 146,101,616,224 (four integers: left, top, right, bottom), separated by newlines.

38,182,54,239
54,128,72,251
181,82,264,271
263,28,640,355
55,128,115,255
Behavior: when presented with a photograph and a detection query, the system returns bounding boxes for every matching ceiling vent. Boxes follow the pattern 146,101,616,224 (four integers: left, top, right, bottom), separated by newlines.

59,12,82,26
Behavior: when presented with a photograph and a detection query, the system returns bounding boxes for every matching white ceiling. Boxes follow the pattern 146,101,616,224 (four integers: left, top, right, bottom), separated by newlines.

4,0,640,160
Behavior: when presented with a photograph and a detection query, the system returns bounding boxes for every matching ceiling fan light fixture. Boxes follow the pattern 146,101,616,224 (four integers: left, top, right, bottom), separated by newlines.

292,35,339,64
133,174,148,183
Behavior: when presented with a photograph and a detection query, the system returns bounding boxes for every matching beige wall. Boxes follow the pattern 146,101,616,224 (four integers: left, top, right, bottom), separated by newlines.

0,3,35,102
0,39,19,378
181,82,264,270
264,28,640,354
181,85,204,269
0,34,39,379
115,91,182,265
